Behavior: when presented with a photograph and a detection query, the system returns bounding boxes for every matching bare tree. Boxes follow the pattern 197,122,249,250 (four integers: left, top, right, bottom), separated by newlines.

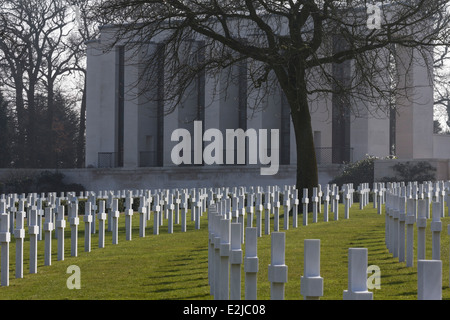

0,1,31,166
0,0,87,168
94,0,450,192
434,64,450,133
65,0,105,168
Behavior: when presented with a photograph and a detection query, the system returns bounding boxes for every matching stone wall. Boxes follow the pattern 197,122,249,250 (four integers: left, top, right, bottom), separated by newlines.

0,164,344,193
433,134,450,160
374,158,450,182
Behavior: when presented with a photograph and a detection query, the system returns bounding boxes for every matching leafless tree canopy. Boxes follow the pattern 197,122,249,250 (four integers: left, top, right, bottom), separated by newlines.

94,1,449,108
0,0,93,168
94,0,450,190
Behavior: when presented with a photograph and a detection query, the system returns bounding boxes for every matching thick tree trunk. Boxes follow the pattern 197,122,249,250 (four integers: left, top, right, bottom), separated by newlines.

76,77,87,168
47,80,55,168
278,62,318,205
14,81,27,168
291,102,318,195
27,86,37,167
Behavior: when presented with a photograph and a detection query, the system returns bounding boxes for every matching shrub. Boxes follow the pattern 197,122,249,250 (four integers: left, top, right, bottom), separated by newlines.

380,161,436,183
329,155,380,188
1,170,85,194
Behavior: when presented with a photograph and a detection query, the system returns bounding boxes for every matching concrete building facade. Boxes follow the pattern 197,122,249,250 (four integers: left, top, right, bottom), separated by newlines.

84,22,450,187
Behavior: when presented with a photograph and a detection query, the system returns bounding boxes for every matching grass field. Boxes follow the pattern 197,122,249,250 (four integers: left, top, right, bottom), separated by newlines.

0,202,448,300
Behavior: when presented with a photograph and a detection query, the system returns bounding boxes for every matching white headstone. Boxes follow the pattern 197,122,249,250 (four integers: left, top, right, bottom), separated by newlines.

69,202,79,257
98,200,107,248
247,192,254,228
125,197,134,240
230,223,243,300
264,188,272,235
333,185,340,221
112,198,120,245
219,218,231,300
302,188,309,226
392,194,400,258
344,184,351,219
29,207,39,274
244,227,258,300
403,198,414,267
300,239,323,300
398,196,406,262
43,207,54,266
312,187,319,223
207,204,218,295
418,260,442,300
180,191,187,232
0,204,10,286
56,205,66,261
283,189,290,230
139,196,147,237
323,185,330,222
273,191,280,232
213,212,222,298
431,201,442,260
292,189,299,228
255,192,263,237
154,194,161,235
343,248,373,300
268,232,288,300
14,199,26,278
37,198,44,241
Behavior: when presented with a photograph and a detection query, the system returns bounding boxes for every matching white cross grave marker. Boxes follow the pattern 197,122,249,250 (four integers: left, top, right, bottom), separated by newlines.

431,201,442,260
70,201,79,257
14,199,26,278
406,198,416,267
98,200,107,248
0,202,10,286
29,207,39,274
112,198,120,245
302,188,309,226
56,205,66,261
244,227,258,300
230,223,243,300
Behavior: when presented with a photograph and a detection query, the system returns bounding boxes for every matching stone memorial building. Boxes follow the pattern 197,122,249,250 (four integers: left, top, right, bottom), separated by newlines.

83,18,450,188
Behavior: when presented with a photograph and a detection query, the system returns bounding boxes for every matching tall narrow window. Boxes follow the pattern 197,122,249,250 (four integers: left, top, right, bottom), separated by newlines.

389,105,396,156
116,45,125,167
280,91,291,165
332,35,351,164
314,131,322,164
197,41,206,125
195,41,206,166
156,43,165,167
238,59,247,132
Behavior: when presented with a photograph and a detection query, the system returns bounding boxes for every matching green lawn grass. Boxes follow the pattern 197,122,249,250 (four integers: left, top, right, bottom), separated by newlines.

0,203,448,300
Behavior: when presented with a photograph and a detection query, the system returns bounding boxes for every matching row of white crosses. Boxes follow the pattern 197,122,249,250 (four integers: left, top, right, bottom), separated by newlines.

244,183,358,236
1,185,290,282
207,197,378,300
0,179,386,287
215,182,366,239
0,180,439,298
208,188,381,300
0,187,217,287
0,180,424,291
357,183,371,210
373,182,387,215
384,180,450,299
385,181,450,262
206,180,449,300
